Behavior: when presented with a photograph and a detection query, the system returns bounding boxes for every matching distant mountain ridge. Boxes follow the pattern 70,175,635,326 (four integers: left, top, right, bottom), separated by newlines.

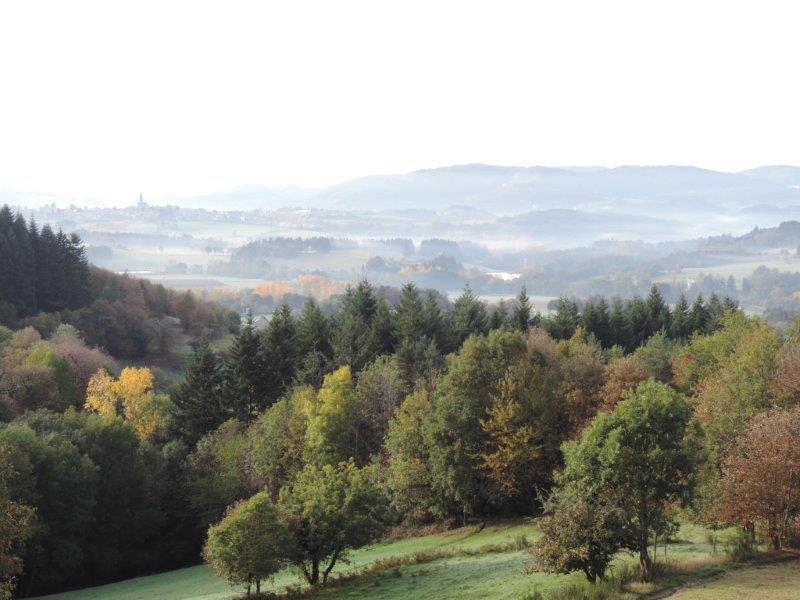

169,164,800,215
8,165,800,218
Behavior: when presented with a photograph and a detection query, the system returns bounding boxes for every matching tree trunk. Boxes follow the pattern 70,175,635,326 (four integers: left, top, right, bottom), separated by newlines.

310,559,320,585
639,538,652,581
323,547,343,584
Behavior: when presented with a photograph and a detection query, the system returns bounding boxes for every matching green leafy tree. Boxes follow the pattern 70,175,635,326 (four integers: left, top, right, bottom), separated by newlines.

249,387,312,498
385,390,436,524
0,446,34,600
303,366,359,466
204,492,291,597
426,330,528,520
278,461,386,586
559,380,701,579
533,484,626,583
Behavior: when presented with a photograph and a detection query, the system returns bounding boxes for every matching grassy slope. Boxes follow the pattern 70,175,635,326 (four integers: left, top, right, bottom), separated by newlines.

29,522,542,600
669,559,800,599
31,522,793,600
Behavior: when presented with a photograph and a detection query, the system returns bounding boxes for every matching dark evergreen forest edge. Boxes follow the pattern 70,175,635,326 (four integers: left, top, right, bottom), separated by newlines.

3,204,800,599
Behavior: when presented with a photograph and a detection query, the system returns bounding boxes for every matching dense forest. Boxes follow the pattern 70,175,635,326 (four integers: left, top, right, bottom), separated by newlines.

0,260,765,598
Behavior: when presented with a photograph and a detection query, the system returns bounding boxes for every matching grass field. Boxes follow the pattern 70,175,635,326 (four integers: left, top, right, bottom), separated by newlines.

670,558,800,599
661,254,800,285
29,522,546,600
29,521,795,600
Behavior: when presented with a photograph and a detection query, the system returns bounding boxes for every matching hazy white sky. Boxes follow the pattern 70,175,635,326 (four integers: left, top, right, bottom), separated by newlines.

1,0,799,203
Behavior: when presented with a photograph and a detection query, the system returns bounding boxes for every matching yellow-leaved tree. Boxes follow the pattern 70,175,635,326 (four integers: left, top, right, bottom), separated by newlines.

85,367,168,438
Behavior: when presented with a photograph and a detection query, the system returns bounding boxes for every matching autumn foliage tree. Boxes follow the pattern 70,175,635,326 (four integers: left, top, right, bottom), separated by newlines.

719,406,800,550
85,367,169,438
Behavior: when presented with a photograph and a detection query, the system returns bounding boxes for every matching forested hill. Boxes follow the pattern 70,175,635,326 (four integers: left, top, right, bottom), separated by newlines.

0,205,239,359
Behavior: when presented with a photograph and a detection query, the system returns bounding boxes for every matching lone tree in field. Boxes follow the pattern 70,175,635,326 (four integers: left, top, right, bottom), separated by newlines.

719,406,800,550
278,460,386,586
540,380,700,581
534,484,626,583
203,492,291,597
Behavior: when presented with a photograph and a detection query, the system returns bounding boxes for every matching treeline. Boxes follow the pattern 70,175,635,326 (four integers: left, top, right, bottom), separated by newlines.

0,206,92,321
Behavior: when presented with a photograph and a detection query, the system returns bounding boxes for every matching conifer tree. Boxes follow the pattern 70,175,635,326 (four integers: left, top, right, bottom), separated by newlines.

609,297,629,349
511,286,532,332
259,303,298,404
490,299,509,330
689,294,707,334
371,296,396,356
223,313,264,422
171,339,225,446
450,285,489,348
646,284,670,336
670,294,691,340
297,297,331,358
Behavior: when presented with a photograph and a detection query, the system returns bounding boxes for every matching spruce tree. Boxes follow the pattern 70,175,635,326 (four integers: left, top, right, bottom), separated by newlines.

490,299,509,330
371,296,396,356
670,294,691,340
423,290,452,353
706,293,724,333
450,285,489,348
259,303,298,404
395,283,426,344
297,297,331,358
608,298,629,350
646,284,670,337
547,297,579,340
689,294,707,335
223,313,264,422
170,339,225,445
626,297,650,349
511,286,532,332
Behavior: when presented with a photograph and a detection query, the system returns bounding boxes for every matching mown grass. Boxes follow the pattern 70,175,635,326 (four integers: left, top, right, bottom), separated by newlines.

29,522,542,600
669,558,800,599
30,521,797,600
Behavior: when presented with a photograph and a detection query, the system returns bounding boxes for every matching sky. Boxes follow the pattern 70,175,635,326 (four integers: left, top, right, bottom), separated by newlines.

1,0,800,205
